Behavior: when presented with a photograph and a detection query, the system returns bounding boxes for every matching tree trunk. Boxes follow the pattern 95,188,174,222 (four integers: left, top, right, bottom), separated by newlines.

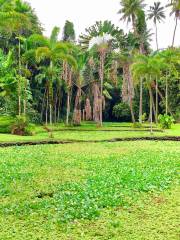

73,87,82,125
122,63,135,123
157,87,173,116
23,76,27,116
93,83,101,124
139,77,143,124
130,97,135,124
18,38,21,116
166,71,168,115
66,69,72,126
155,76,158,125
99,51,105,127
172,18,178,47
149,87,153,135
66,90,70,125
45,94,48,125
155,23,159,51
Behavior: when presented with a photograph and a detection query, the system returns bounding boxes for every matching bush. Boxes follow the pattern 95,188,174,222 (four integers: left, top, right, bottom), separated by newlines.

11,115,35,136
0,116,14,133
113,103,131,121
132,122,142,128
158,114,175,129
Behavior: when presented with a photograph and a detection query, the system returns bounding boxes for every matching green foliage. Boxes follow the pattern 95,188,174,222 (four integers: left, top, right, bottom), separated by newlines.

132,122,142,128
11,115,34,135
158,114,175,129
0,116,14,133
113,102,131,121
0,141,179,231
62,20,75,42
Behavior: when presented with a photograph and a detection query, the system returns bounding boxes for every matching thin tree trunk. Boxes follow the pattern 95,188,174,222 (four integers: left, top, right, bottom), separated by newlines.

18,37,21,116
99,51,105,127
172,18,178,47
49,104,52,125
149,87,153,135
46,93,48,125
155,76,158,125
157,88,173,116
166,71,168,115
41,88,47,122
155,23,159,51
152,92,156,122
66,90,70,125
139,77,143,124
130,98,135,124
54,91,58,123
49,61,54,125
23,71,28,116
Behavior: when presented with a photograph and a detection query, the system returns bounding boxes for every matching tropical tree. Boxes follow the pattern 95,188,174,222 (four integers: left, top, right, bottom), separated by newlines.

72,50,89,125
156,48,180,115
131,55,161,132
0,49,16,98
168,0,180,47
36,27,77,124
118,0,146,34
62,20,75,42
118,52,136,123
148,2,165,50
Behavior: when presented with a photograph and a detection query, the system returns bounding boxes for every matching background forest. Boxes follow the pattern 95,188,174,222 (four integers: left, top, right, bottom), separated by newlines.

0,0,180,133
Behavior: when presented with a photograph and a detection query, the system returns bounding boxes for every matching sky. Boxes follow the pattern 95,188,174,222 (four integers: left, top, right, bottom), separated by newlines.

27,0,180,50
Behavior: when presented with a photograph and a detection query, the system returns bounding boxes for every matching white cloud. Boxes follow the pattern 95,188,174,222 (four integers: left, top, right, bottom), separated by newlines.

27,0,180,50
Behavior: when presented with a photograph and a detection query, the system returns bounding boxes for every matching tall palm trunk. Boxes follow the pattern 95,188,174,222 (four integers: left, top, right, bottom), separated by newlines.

139,77,143,124
23,64,28,116
45,91,49,125
172,18,178,47
23,78,27,116
122,63,135,123
130,98,135,123
155,23,159,50
149,86,153,134
99,51,105,127
66,69,72,125
166,71,168,115
49,61,54,125
18,37,21,116
73,86,82,125
155,77,158,124
132,14,137,35
66,90,70,125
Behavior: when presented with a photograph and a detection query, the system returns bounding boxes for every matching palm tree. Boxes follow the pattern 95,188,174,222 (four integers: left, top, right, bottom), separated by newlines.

132,55,161,132
148,2,165,50
89,35,112,126
156,49,179,114
72,50,89,125
168,0,180,47
120,53,136,123
118,0,146,33
36,27,77,125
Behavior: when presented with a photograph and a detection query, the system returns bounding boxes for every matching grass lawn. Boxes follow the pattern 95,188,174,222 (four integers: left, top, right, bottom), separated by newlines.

0,120,180,142
0,139,179,239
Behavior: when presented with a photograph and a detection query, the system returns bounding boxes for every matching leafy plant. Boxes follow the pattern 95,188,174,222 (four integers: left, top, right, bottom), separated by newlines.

158,114,175,129
113,102,131,121
11,115,34,135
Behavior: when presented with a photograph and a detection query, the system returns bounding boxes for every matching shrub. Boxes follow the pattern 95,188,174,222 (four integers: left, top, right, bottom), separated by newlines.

132,122,142,128
11,115,35,136
0,116,14,133
113,103,131,121
158,114,175,129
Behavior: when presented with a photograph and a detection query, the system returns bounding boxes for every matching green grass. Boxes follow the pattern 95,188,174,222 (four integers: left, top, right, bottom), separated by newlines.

0,121,180,142
0,141,179,239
